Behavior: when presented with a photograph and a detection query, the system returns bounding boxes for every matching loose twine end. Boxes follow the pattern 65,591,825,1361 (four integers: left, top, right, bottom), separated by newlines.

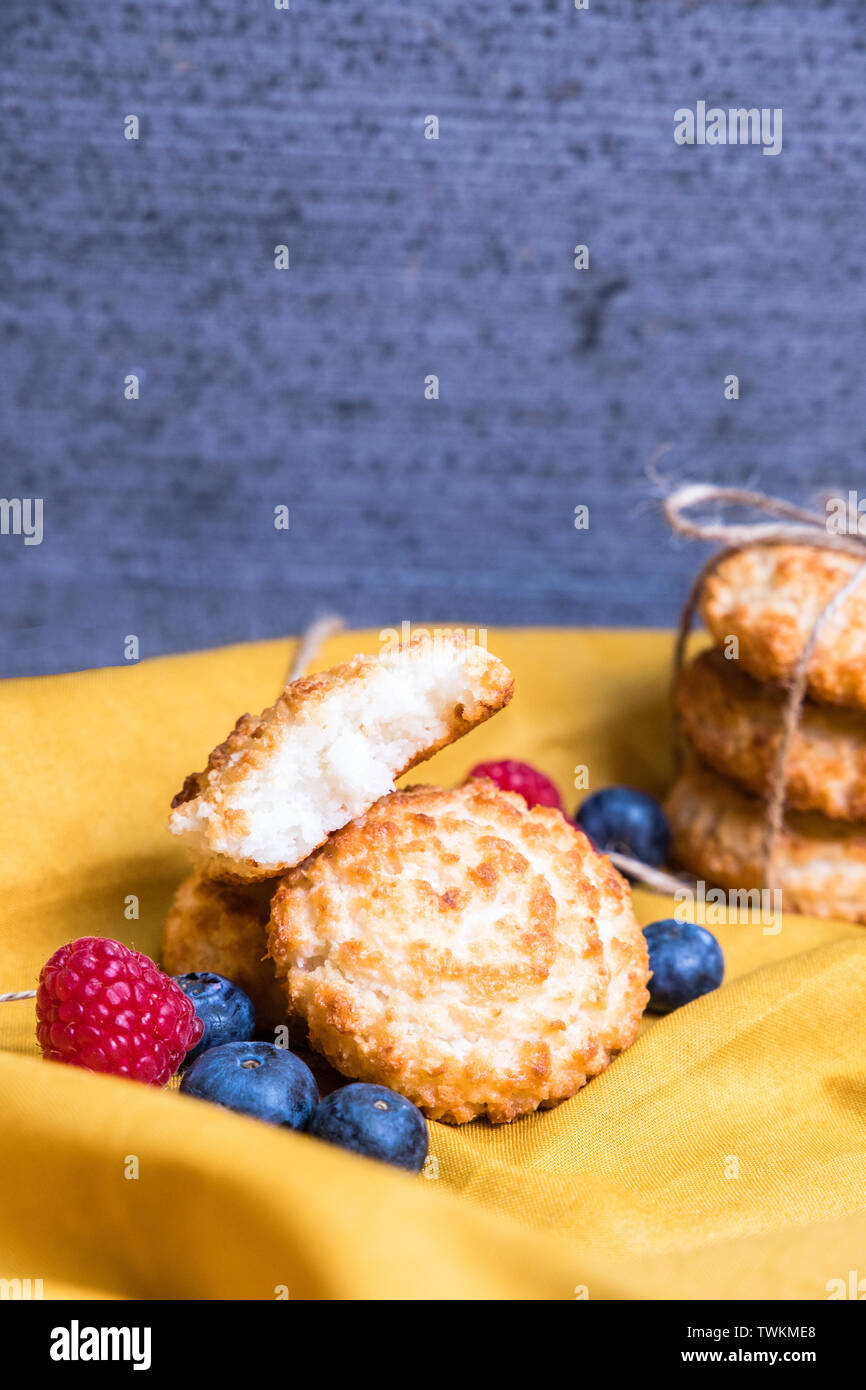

285,613,345,686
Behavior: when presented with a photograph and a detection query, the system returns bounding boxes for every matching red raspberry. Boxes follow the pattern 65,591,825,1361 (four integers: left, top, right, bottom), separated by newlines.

36,937,203,1086
467,759,563,810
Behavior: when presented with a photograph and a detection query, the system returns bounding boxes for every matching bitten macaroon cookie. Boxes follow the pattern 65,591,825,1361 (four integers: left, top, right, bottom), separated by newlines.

699,544,866,710
168,631,514,883
162,871,287,1030
268,779,650,1124
675,647,866,821
666,764,866,925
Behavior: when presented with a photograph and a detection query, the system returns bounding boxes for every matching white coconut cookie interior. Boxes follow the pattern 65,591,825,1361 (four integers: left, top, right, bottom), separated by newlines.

168,634,513,877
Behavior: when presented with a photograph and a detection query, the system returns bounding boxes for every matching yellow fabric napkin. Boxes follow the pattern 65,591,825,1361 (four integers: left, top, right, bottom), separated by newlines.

1,628,864,1300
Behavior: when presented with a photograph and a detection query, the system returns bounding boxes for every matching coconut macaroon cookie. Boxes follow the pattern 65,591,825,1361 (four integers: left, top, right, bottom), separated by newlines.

666,765,866,925
268,780,650,1124
699,544,866,710
169,631,514,882
675,648,866,821
162,871,287,1030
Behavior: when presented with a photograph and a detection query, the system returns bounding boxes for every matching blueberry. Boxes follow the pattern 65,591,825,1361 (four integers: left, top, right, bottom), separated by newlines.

643,919,725,1012
307,1083,429,1173
173,972,256,1065
575,786,670,866
179,1041,318,1128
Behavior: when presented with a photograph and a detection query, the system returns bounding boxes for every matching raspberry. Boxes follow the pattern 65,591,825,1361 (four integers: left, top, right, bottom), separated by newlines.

466,759,563,810
36,937,204,1086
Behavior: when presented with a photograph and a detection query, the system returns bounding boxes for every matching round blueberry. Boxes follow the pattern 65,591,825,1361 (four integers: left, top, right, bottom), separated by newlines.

173,972,256,1065
575,786,670,866
643,918,725,1012
179,1041,318,1129
307,1083,429,1173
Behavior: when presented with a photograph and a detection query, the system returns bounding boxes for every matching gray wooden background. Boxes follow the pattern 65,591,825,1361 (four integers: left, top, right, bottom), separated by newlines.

2,0,864,676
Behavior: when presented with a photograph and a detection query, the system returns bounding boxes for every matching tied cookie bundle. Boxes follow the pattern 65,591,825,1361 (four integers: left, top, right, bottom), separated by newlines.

660,483,866,924
162,629,651,1124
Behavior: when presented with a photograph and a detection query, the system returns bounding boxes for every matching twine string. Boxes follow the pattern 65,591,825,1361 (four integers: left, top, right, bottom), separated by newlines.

605,852,690,895
284,612,344,686
664,482,866,890
5,493,865,1006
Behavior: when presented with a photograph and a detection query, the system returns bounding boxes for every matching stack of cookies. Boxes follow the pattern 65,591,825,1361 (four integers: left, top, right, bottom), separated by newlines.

162,631,650,1123
666,543,866,924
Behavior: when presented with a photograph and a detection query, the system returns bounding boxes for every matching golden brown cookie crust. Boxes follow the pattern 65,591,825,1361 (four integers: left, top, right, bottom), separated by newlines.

699,544,866,710
665,764,866,924
162,871,288,1030
268,780,650,1124
676,648,866,820
168,630,514,883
